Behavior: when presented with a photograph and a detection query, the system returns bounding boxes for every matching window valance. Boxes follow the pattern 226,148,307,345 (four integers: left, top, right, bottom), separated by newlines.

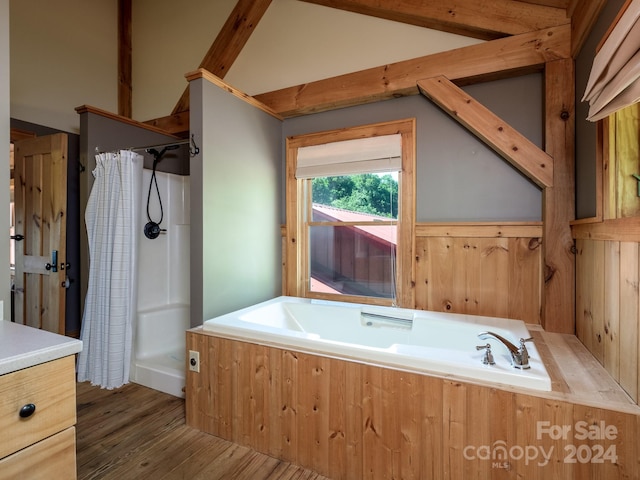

295,134,402,179
583,0,640,122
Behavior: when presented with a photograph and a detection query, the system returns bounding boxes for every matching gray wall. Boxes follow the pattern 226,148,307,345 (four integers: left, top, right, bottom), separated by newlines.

576,0,626,219
284,74,543,223
190,77,282,326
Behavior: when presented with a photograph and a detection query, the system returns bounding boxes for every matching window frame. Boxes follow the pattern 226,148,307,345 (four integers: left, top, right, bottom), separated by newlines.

284,118,416,307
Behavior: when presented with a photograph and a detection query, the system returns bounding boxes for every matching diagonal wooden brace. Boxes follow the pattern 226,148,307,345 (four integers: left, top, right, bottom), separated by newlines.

417,75,553,188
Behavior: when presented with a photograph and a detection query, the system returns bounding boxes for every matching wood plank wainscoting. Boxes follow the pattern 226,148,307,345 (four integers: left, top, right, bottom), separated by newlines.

414,223,542,325
573,217,640,406
186,329,640,479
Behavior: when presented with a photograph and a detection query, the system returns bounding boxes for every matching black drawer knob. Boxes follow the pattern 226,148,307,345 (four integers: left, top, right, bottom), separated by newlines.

19,403,36,418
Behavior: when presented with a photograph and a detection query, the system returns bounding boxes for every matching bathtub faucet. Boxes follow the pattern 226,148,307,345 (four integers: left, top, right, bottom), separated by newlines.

477,331,533,369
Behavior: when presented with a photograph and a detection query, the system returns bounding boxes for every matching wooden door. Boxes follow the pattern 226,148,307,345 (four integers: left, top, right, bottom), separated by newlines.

13,134,68,334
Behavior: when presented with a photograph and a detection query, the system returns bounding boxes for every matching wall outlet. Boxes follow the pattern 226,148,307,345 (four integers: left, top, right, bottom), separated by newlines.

188,350,200,373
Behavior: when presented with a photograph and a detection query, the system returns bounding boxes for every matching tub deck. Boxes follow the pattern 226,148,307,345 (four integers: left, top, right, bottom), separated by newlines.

529,325,639,414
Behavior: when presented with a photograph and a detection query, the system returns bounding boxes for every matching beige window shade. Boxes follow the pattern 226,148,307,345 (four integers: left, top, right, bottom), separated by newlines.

583,0,640,122
296,134,402,179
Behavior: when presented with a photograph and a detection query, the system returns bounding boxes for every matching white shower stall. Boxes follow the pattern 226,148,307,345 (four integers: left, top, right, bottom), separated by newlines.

78,82,282,397
130,168,190,398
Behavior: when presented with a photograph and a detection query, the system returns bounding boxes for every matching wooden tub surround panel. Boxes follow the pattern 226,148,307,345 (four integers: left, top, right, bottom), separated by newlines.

186,329,640,480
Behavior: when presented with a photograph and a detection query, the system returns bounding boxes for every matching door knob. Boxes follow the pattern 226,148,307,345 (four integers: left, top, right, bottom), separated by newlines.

10,234,24,241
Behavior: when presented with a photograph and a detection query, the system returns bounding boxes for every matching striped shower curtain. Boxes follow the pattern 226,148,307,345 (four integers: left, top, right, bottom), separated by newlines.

77,150,143,389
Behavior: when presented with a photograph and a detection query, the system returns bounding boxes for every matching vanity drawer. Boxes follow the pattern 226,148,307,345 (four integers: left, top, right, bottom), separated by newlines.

0,426,76,480
0,356,76,459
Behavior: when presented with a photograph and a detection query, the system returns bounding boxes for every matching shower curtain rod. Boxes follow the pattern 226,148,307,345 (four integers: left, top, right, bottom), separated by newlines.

130,134,200,157
94,134,200,157
129,139,189,152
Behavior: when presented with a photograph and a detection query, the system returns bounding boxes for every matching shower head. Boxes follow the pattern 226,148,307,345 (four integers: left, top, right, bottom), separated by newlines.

147,144,180,163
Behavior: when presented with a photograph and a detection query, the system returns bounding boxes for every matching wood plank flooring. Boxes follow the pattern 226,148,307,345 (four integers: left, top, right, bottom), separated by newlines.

76,381,330,480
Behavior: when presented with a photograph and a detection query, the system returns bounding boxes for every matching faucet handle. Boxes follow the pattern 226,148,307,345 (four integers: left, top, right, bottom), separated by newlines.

519,337,534,352
476,343,495,365
518,337,534,368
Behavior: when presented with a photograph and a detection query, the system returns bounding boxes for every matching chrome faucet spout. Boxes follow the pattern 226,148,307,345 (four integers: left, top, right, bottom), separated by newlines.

477,331,532,369
477,331,518,354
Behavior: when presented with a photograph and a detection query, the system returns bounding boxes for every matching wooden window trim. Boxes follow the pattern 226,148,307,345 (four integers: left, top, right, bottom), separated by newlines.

285,118,416,308
572,119,605,226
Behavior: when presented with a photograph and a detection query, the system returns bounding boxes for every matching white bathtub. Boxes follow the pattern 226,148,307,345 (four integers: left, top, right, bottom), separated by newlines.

202,296,551,391
132,303,190,397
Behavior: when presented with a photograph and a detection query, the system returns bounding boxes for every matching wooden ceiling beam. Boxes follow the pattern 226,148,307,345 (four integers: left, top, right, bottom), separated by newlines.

517,0,569,8
299,0,568,40
170,0,272,115
118,0,132,118
255,24,570,118
568,0,608,57
142,111,190,138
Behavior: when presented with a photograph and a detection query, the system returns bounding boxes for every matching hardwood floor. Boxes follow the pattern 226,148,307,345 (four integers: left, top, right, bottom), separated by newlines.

76,381,330,480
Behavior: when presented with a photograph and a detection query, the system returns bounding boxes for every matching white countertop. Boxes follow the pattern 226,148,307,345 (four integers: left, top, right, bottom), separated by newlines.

0,320,83,375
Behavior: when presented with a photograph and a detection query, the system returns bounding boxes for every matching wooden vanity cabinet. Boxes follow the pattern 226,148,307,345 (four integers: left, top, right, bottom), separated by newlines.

0,355,77,479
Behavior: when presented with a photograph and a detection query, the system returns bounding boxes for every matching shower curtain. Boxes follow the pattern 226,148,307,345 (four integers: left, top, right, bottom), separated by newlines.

77,150,143,389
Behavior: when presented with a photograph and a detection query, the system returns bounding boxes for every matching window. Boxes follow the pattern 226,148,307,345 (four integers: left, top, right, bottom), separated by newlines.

308,173,398,298
583,1,640,222
605,102,640,219
285,119,415,307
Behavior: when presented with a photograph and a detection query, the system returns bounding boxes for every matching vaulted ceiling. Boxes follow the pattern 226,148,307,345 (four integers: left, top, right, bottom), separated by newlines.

129,0,606,135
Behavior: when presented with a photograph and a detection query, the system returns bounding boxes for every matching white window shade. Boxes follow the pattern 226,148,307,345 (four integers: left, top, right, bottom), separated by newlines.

583,0,640,122
296,134,402,178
